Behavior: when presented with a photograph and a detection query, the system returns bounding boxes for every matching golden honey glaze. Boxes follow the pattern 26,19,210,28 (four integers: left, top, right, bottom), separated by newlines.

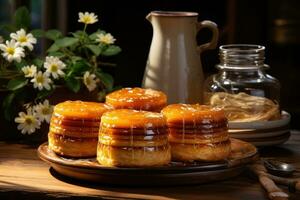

100,109,167,129
105,87,167,111
53,101,113,120
161,104,227,125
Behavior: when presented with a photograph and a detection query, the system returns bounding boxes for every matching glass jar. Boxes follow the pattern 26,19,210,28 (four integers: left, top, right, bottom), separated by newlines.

204,44,281,122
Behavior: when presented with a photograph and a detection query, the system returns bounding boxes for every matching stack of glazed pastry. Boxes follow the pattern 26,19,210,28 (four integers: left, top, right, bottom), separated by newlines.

105,87,167,112
162,104,231,162
48,101,112,157
97,109,171,167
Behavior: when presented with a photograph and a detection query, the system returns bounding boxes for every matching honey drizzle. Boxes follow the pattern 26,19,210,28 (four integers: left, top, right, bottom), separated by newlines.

193,113,196,149
130,125,134,160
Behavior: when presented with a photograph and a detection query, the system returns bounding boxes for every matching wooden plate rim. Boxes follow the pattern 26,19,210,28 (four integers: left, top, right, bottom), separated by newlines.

38,139,258,173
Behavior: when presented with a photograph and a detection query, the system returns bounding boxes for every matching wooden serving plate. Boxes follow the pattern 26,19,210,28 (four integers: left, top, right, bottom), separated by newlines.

38,138,258,186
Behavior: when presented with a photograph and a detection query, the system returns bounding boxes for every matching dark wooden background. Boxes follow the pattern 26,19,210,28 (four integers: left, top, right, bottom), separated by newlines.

6,0,300,129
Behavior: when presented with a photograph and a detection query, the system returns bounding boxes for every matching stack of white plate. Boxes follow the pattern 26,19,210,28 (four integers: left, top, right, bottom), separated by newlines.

228,111,291,147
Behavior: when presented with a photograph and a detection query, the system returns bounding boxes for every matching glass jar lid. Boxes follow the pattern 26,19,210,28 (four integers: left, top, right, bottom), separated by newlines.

217,44,269,70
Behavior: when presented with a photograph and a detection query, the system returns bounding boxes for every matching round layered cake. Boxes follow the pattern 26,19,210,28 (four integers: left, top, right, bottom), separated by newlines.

97,109,171,167
162,104,231,162
48,101,112,157
105,87,167,112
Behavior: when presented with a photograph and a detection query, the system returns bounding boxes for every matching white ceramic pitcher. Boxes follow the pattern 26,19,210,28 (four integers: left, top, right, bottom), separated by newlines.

142,11,219,104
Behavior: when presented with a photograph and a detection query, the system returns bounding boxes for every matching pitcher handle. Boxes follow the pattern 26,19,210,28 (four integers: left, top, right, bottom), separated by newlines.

196,20,219,52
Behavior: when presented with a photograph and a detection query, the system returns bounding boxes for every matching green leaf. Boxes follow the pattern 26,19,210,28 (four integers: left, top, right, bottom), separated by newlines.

31,29,44,38
48,51,65,58
86,44,102,56
72,30,88,39
45,29,62,40
0,24,17,32
47,43,60,52
2,93,15,109
71,56,82,63
36,89,54,100
7,77,28,91
14,6,31,29
112,85,122,91
101,45,121,56
96,72,114,91
32,58,44,68
14,60,28,71
2,92,16,121
70,59,90,75
55,37,79,48
65,76,81,93
97,91,106,102
89,30,105,40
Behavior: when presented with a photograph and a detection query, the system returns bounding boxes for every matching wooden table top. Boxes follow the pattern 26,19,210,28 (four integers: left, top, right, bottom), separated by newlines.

0,132,299,200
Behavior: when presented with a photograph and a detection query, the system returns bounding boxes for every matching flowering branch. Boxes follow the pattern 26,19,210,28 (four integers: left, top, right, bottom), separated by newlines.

0,7,121,135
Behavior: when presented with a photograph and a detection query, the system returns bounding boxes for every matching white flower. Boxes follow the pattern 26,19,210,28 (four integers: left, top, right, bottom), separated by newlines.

15,108,41,134
22,65,37,78
0,40,25,62
34,100,53,123
83,71,98,92
96,33,116,45
44,56,66,79
10,29,37,51
31,71,52,91
78,12,98,24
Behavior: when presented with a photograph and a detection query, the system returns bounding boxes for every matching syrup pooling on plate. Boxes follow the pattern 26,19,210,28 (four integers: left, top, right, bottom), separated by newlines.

97,109,171,167
162,104,231,162
105,87,167,112
48,101,112,158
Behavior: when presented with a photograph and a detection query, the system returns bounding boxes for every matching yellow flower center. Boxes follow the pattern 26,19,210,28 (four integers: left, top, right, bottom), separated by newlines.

25,116,33,125
24,70,30,76
85,77,91,85
36,75,44,84
7,47,15,55
101,37,110,44
50,64,58,72
82,16,92,24
27,69,33,75
19,36,27,43
42,107,50,115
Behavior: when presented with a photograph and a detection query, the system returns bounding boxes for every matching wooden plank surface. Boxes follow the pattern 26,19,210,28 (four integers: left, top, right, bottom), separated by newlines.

0,132,300,200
